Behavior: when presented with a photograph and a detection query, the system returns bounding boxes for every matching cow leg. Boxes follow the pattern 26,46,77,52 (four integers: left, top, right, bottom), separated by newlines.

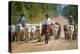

54,30,57,40
53,30,55,39
28,32,30,41
65,31,69,40
30,32,33,40
11,32,15,42
69,31,73,41
24,32,29,43
64,32,66,40
20,31,24,41
14,32,16,41
17,31,21,43
37,31,41,42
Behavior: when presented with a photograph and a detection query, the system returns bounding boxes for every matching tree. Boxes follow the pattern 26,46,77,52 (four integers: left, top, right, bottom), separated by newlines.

63,5,78,24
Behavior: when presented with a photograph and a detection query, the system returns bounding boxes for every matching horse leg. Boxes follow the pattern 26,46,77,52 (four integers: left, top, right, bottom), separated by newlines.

45,33,48,44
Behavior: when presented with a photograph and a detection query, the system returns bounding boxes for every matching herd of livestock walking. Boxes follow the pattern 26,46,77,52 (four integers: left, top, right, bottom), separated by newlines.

10,21,78,44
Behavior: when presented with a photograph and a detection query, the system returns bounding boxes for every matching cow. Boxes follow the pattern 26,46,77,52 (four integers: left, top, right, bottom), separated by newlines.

24,24,30,43
73,25,78,40
24,23,41,42
10,24,16,42
52,22,60,40
64,24,75,41
64,24,70,40
10,24,23,42
15,24,25,42
68,25,75,41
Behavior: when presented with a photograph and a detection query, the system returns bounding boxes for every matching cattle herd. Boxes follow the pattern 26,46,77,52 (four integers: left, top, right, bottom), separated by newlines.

9,22,78,44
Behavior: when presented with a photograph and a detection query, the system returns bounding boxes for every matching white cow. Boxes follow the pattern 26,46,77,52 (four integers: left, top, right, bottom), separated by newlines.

10,23,35,42
24,23,39,41
68,25,74,41
52,23,59,40
11,24,15,32
23,23,31,42
11,24,16,42
64,24,75,41
15,24,25,42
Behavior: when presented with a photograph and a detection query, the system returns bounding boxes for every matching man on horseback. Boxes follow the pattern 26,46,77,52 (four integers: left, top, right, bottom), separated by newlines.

42,14,51,44
16,14,26,42
69,15,74,25
17,14,26,27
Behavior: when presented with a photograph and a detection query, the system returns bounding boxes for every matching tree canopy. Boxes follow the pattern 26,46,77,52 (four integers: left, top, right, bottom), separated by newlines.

10,1,78,25
10,1,57,24
63,5,78,24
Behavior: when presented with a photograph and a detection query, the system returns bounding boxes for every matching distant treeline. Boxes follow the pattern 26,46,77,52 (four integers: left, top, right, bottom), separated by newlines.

10,1,78,24
63,5,78,24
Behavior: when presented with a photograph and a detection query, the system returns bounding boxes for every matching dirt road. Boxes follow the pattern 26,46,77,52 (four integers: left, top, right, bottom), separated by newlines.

12,39,78,53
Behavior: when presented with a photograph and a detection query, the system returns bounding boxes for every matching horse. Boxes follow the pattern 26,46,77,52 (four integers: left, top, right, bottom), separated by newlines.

41,24,51,44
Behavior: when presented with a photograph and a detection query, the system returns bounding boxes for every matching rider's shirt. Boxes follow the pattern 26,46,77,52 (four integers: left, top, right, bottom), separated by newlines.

17,16,25,24
20,17,25,24
17,16,26,27
43,18,51,25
